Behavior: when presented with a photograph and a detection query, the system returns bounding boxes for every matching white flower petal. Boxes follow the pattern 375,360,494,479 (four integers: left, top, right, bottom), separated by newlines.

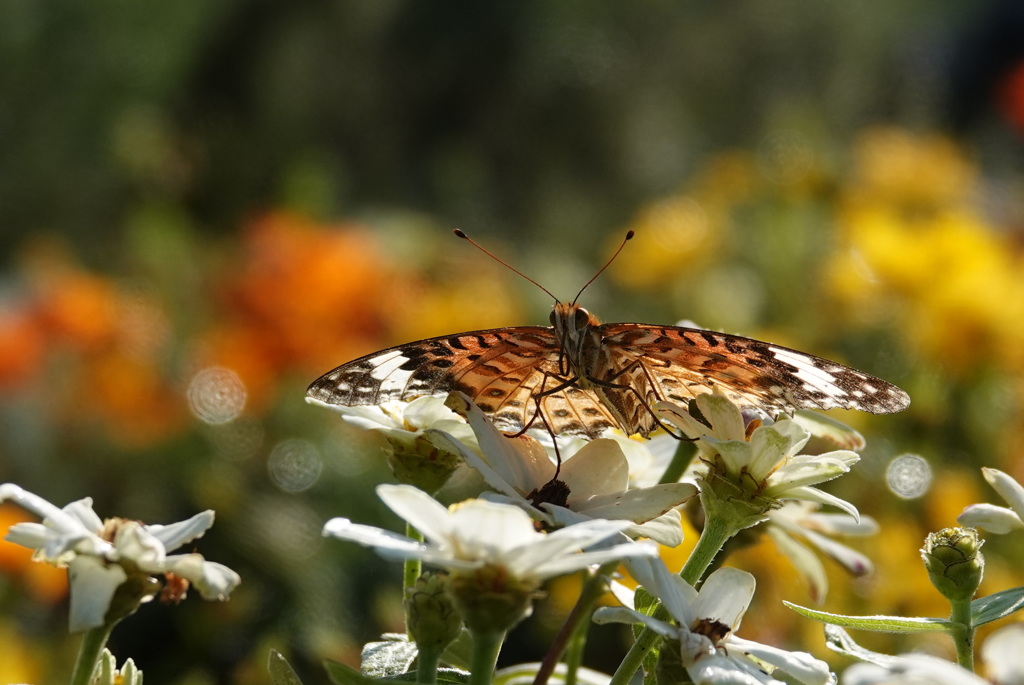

322,517,428,557
982,623,1024,685
958,504,1024,534
376,484,457,545
448,392,553,489
529,540,658,581
451,499,541,562
766,527,829,603
561,439,629,498
728,636,833,685
768,457,852,492
573,482,696,524
843,654,986,685
799,527,873,576
624,509,684,547
67,556,128,632
984,468,1024,522
693,567,755,630
145,511,215,551
787,487,861,521
688,655,777,685
427,429,524,500
592,606,678,638
695,392,748,442
163,554,241,600
114,522,167,569
62,498,105,533
749,423,808,479
793,410,865,451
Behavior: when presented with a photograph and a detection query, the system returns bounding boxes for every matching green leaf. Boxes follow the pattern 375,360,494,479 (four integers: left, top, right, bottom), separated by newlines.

972,586,1024,626
324,660,379,685
440,630,473,671
268,650,306,685
493,663,612,685
362,634,418,678
785,601,954,633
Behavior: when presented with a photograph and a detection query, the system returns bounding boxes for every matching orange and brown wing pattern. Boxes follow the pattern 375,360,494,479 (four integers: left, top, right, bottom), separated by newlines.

307,327,619,436
597,323,910,417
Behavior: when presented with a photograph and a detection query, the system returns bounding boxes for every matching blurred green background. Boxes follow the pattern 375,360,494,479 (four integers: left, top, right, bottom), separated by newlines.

3,1,1024,683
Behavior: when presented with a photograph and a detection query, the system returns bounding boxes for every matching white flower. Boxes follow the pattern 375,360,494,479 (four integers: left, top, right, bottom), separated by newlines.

958,468,1024,534
766,502,878,603
426,393,696,546
842,654,987,685
595,557,833,685
323,483,658,585
306,394,477,450
657,390,862,522
1,483,241,632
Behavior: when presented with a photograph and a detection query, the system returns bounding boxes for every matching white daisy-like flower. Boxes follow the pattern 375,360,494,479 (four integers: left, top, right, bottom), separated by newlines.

306,394,477,450
595,557,834,685
657,390,862,526
324,483,659,632
426,393,697,546
766,502,878,603
307,393,482,494
1,483,240,632
958,468,1024,534
324,483,657,583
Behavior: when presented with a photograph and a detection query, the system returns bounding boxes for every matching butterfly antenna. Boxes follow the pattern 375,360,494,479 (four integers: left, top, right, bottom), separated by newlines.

571,230,634,306
454,229,559,303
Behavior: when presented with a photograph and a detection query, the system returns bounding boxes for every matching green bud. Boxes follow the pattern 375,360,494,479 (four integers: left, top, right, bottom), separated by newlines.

386,434,463,495
921,527,984,602
697,460,774,533
406,573,463,653
449,565,536,634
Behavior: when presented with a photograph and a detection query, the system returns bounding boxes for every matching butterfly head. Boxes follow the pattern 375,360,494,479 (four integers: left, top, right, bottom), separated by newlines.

550,302,601,350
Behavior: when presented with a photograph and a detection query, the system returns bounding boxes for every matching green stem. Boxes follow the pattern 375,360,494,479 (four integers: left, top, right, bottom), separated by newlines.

69,623,115,685
949,597,975,671
658,440,697,485
679,513,734,585
467,629,504,685
416,644,442,684
532,562,619,685
404,523,424,604
608,515,738,685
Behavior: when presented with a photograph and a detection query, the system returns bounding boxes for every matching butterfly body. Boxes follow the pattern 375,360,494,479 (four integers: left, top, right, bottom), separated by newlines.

307,301,910,439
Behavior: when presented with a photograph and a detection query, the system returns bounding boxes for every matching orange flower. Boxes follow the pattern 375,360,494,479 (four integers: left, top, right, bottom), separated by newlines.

197,212,401,410
0,307,45,389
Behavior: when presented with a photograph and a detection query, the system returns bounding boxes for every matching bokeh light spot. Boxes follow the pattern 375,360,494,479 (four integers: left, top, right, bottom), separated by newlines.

886,454,932,499
187,367,246,425
268,439,323,493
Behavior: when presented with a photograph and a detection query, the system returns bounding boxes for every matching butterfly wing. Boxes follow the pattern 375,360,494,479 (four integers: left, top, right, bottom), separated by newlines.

307,327,622,437
597,323,910,422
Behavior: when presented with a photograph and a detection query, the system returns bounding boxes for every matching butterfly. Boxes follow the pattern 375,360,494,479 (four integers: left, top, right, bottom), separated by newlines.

307,234,910,439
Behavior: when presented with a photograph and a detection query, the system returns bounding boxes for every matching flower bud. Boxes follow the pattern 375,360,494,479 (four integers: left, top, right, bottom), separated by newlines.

921,527,984,602
386,434,462,495
406,573,463,653
449,564,536,634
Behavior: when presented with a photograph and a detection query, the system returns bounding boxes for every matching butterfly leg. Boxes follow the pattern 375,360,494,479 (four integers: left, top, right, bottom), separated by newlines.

587,359,688,440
